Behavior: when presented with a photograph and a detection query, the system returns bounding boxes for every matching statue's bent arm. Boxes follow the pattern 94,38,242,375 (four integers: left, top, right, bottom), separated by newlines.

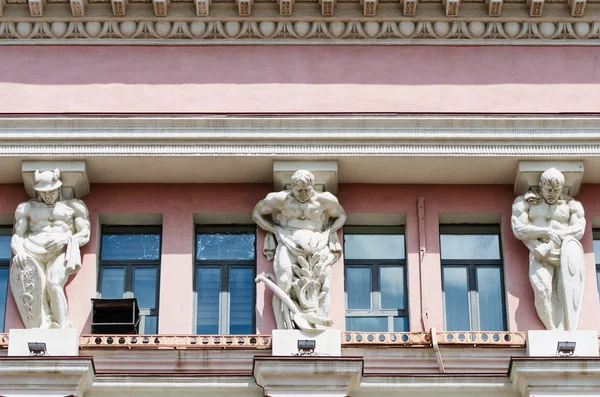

560,199,586,240
69,199,91,246
252,192,285,234
11,201,30,255
321,192,346,233
511,196,549,242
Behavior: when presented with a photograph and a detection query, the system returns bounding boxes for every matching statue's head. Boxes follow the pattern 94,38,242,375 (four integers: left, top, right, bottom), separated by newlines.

290,170,315,203
33,169,62,205
539,167,565,205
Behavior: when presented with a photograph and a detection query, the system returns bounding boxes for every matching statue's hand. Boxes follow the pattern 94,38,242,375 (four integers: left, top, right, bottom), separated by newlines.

13,250,29,264
546,229,563,246
44,237,68,251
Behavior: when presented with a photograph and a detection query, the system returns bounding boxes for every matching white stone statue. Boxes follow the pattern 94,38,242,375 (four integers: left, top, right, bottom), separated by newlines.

511,167,586,331
10,169,91,329
253,170,346,331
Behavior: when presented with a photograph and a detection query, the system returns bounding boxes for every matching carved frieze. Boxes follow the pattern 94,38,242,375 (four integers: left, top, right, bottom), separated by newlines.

1,20,599,42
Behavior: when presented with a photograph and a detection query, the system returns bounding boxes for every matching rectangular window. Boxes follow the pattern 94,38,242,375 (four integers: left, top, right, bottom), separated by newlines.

98,225,162,334
593,230,600,305
344,226,408,332
440,225,506,331
0,226,11,332
195,226,256,334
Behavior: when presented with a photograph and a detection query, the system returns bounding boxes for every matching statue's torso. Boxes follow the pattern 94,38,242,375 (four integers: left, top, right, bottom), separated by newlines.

26,200,76,244
528,200,571,231
274,195,326,231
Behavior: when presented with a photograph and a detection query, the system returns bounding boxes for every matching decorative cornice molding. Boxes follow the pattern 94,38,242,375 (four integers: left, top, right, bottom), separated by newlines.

1,115,600,157
0,143,599,157
2,3,600,44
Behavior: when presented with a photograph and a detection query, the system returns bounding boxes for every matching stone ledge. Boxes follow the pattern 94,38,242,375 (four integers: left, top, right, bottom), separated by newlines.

509,357,600,397
0,356,95,395
253,356,363,397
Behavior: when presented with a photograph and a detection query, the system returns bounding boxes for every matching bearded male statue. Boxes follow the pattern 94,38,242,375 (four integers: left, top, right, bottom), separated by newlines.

10,169,91,329
253,170,346,331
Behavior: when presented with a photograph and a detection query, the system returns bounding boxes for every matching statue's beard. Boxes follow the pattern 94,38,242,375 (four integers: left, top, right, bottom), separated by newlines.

296,193,310,202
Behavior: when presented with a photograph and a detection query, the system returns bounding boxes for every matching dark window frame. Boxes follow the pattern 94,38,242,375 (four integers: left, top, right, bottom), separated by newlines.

440,224,507,331
344,225,408,332
592,230,600,304
0,226,11,333
97,225,162,334
194,225,256,335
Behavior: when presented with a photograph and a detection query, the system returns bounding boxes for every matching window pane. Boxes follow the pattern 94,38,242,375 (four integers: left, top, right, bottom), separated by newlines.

380,266,405,310
440,234,500,260
196,267,221,334
597,269,600,305
443,266,471,331
393,316,408,332
346,316,387,332
594,240,600,264
346,267,371,310
477,267,505,331
101,233,161,260
143,315,157,334
229,267,254,334
196,233,255,261
0,236,11,261
344,234,405,260
133,267,158,310
100,267,126,299
0,267,8,332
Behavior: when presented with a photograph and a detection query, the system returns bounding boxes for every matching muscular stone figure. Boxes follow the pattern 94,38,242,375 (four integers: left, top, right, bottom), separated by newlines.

10,169,90,329
253,170,346,330
512,168,586,330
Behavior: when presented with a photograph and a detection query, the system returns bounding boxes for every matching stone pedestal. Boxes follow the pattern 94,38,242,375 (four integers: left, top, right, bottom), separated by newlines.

526,330,599,357
253,356,363,397
272,329,341,356
0,357,94,397
8,328,79,356
510,357,600,397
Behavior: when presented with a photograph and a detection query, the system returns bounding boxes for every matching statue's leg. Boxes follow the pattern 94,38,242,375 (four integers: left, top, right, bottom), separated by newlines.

274,245,295,329
529,253,555,330
46,253,70,328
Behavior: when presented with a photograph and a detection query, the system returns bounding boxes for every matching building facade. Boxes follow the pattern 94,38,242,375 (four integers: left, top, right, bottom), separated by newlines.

2,0,600,394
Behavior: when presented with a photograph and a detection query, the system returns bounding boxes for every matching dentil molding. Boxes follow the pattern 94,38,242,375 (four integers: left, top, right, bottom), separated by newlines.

2,3,600,44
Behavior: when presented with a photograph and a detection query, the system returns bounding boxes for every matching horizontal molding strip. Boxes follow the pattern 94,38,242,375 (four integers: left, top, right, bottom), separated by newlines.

3,129,600,141
2,116,600,143
0,144,599,156
2,18,600,44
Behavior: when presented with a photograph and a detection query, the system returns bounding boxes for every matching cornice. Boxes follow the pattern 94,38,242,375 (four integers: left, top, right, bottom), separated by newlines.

1,2,600,44
1,143,600,157
1,116,600,158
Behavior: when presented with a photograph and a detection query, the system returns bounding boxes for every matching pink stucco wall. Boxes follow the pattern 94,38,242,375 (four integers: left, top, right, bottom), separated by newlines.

2,46,600,114
2,183,600,334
